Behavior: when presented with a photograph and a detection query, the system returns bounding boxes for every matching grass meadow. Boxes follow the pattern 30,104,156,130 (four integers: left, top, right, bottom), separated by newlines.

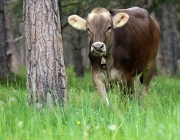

0,68,180,140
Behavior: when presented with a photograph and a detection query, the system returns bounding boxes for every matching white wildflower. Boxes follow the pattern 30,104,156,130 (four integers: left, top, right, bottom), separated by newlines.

86,125,91,130
84,132,88,137
17,121,23,128
108,124,117,131
9,97,15,102
95,126,99,130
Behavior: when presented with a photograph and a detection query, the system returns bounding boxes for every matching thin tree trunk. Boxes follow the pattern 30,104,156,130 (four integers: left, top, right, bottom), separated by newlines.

20,44,26,67
0,0,9,79
4,3,19,73
73,49,84,77
162,4,178,75
72,30,85,77
18,22,26,67
24,0,68,107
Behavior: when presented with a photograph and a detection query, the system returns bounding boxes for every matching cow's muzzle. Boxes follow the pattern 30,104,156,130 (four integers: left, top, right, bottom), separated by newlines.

91,42,106,55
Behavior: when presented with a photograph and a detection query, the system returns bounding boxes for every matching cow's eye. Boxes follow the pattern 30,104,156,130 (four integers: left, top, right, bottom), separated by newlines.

107,26,112,31
87,28,91,33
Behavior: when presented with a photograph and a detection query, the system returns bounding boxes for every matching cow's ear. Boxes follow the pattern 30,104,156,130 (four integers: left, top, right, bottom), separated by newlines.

68,15,86,30
112,13,129,28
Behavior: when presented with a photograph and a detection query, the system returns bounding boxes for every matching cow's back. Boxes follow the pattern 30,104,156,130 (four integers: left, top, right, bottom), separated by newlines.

110,7,160,75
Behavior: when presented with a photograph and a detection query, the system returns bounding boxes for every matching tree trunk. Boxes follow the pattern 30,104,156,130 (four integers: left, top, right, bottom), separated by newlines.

4,3,19,73
24,0,68,107
72,30,86,77
161,4,178,75
18,22,26,67
0,0,9,79
73,48,84,77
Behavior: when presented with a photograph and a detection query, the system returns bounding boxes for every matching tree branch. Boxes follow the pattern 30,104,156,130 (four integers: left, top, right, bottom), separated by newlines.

61,1,83,8
5,0,18,4
14,36,23,42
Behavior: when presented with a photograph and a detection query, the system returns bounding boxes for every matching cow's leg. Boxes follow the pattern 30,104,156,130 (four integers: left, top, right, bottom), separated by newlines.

127,78,134,93
127,77,141,96
123,72,134,93
125,73,142,98
142,61,156,91
92,71,109,106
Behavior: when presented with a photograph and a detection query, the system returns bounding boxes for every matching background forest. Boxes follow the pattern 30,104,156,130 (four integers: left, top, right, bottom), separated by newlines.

5,0,180,77
0,1,180,140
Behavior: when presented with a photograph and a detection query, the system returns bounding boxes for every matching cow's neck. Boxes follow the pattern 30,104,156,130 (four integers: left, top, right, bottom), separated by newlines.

100,51,113,70
101,37,114,69
89,51,113,71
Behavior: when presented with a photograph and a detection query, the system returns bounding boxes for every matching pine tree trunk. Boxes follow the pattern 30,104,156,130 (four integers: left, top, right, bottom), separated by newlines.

72,30,86,77
4,3,19,73
162,4,178,75
24,0,68,107
73,48,84,77
19,22,26,67
0,1,9,79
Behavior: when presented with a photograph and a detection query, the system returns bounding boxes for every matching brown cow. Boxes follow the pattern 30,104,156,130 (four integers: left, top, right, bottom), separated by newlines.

68,7,160,106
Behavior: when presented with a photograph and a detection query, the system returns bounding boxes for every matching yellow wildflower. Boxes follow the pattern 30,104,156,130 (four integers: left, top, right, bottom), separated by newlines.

81,89,85,93
77,121,81,125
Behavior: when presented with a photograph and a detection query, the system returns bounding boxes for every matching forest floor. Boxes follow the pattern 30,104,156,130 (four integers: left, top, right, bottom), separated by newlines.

0,68,180,140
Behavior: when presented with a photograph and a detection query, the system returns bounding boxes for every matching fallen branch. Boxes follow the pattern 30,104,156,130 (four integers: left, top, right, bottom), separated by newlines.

14,36,23,42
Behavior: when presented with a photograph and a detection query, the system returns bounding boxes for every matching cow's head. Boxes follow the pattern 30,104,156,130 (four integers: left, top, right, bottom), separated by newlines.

68,8,129,56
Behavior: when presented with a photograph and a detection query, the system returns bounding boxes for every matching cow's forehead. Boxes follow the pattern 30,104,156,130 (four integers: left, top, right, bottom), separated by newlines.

87,8,111,23
88,12,111,21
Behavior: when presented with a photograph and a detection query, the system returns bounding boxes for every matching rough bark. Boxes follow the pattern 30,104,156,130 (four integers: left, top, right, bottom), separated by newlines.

0,0,9,79
24,0,68,106
4,3,19,73
161,4,178,75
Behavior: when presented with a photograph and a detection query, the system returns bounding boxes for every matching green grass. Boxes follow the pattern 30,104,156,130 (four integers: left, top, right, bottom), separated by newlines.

0,68,180,140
